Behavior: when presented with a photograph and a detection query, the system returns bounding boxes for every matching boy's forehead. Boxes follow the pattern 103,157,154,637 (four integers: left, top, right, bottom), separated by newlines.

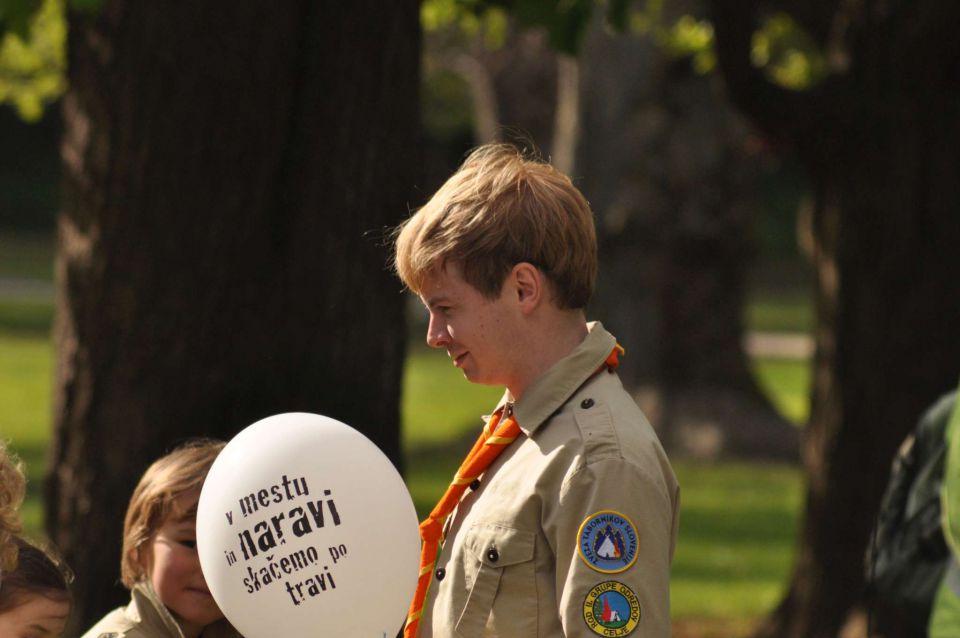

419,263,467,303
169,489,201,521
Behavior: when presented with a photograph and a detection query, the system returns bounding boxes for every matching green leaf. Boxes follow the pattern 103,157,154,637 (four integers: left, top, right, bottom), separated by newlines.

606,0,631,32
68,0,103,12
0,0,67,121
510,0,560,30
503,0,595,55
750,13,826,90
547,0,593,55
0,0,43,40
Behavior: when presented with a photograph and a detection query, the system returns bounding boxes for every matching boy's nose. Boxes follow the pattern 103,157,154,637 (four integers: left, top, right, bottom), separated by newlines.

426,315,449,349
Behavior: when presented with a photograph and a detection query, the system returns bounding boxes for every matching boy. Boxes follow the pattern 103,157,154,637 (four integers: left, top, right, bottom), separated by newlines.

394,144,679,637
81,440,240,638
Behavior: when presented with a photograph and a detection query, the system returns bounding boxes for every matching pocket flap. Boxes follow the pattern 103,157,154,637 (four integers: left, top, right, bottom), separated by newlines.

465,524,535,567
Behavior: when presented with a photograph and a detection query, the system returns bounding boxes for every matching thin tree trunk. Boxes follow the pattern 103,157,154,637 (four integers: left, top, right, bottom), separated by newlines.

48,1,420,631
551,54,579,175
431,12,797,459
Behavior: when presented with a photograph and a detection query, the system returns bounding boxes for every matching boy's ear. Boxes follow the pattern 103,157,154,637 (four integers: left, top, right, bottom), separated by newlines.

134,542,151,578
512,262,542,313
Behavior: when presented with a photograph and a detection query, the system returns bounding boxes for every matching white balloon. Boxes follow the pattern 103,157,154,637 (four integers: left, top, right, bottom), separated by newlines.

197,413,420,637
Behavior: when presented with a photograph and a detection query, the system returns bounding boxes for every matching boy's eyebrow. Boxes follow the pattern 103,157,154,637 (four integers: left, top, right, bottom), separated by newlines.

423,294,450,308
172,503,199,522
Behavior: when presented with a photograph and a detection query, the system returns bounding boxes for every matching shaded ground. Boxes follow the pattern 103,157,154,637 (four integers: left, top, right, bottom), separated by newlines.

674,617,760,638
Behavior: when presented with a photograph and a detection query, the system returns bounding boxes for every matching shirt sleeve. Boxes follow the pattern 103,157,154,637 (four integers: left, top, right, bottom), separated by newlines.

544,456,678,638
942,392,960,554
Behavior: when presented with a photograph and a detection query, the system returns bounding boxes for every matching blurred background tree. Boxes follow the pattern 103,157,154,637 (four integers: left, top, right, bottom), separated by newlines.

707,2,960,637
4,0,420,631
419,1,960,636
3,0,959,636
421,0,799,457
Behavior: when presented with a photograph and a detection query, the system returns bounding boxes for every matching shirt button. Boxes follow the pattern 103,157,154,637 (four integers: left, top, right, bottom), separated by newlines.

487,548,499,563
435,567,445,581
470,479,481,491
581,398,595,409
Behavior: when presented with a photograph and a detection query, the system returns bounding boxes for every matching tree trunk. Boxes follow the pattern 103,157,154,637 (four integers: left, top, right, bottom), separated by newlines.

577,13,798,460
47,1,420,631
424,9,804,461
429,12,798,460
756,104,960,638
709,1,960,635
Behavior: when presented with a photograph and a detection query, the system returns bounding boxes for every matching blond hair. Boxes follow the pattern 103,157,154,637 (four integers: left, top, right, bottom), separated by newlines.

0,441,26,574
120,439,224,587
394,143,597,309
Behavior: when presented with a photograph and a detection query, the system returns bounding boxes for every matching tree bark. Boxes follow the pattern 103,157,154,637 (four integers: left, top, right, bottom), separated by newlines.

427,12,798,460
47,1,420,631
577,12,798,460
710,1,960,635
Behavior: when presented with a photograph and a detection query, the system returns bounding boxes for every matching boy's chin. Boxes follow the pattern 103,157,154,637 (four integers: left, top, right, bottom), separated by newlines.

462,370,494,386
175,601,225,629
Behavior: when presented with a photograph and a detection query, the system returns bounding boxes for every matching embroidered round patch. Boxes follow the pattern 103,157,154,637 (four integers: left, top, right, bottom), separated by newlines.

582,581,641,636
577,510,639,573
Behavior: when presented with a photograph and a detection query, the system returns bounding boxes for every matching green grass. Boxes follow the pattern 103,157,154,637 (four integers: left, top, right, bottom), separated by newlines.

0,232,55,280
401,344,502,450
0,234,811,629
400,347,806,624
3,321,806,625
404,455,802,621
0,332,52,534
745,291,813,334
0,299,54,335
670,462,801,618
750,358,810,425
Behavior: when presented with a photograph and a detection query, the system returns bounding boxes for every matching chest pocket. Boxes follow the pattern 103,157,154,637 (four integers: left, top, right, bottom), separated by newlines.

456,524,537,637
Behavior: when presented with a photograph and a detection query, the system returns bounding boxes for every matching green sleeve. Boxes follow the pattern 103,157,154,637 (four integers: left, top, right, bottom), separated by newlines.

941,384,960,555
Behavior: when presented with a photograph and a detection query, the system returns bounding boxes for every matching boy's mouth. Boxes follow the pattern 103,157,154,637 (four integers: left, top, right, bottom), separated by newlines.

452,352,467,367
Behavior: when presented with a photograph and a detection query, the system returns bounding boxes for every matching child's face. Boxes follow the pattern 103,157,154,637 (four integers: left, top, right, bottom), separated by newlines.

142,491,223,634
420,262,521,390
0,594,69,638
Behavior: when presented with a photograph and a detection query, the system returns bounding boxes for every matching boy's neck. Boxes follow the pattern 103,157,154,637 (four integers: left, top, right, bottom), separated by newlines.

506,309,588,401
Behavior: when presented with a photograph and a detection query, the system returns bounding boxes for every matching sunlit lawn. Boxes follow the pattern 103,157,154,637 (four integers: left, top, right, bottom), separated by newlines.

0,333,51,533
401,343,502,449
0,235,811,632
745,291,813,334
404,345,805,627
2,313,807,630
0,232,55,280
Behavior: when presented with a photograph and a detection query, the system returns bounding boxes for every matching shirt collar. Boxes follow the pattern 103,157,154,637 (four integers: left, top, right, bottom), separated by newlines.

501,321,617,437
131,581,238,638
131,581,185,637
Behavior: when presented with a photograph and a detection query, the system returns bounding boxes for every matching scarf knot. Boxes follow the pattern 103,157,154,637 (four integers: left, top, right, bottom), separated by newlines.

419,518,444,544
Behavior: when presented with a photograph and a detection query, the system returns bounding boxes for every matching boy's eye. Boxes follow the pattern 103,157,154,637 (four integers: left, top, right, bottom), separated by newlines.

178,539,197,549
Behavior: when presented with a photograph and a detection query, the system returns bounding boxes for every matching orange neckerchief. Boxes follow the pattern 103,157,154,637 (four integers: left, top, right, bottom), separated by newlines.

403,344,623,638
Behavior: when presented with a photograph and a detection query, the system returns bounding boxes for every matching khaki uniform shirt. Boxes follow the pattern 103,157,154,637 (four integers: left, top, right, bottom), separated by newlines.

81,582,241,638
421,323,680,637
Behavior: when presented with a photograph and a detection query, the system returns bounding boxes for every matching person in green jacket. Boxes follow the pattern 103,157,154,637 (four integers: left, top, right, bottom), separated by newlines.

929,380,960,636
